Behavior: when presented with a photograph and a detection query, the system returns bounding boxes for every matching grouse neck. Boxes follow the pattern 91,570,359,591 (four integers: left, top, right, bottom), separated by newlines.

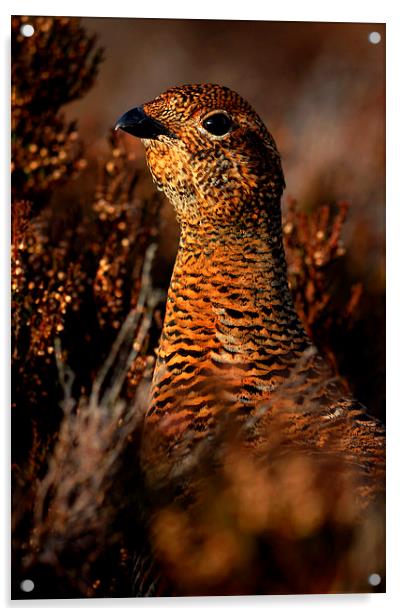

168,205,309,358
144,202,310,450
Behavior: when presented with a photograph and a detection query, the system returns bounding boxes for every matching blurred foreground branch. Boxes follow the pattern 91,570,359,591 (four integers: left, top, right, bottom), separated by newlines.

13,245,162,598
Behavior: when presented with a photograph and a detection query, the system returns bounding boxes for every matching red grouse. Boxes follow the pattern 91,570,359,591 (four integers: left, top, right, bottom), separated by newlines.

116,84,385,595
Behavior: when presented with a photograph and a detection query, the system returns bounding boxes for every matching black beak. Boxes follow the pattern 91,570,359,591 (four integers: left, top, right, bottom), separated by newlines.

114,105,177,139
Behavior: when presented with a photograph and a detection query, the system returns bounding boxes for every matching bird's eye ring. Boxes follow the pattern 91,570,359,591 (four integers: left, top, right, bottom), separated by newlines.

202,112,233,137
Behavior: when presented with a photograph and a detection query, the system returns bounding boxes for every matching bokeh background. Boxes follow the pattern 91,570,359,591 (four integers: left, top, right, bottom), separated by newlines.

12,16,385,599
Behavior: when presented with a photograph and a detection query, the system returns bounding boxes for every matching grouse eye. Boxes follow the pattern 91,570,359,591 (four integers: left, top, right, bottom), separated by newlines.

202,112,233,136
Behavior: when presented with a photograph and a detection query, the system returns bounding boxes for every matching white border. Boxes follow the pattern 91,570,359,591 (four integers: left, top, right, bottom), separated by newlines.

2,1,402,613
2,1,394,22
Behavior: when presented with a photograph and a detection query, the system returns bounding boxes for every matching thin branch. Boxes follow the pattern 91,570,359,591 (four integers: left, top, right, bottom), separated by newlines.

90,242,158,408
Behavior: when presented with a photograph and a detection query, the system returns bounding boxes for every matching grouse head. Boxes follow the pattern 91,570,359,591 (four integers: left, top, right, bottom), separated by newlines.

116,84,285,233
